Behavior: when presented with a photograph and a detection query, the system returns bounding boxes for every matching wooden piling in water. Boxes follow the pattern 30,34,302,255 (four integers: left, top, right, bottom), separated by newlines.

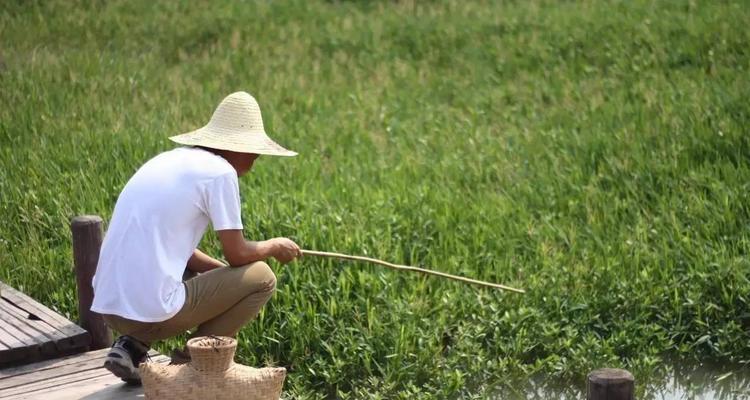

71,215,112,350
587,368,635,400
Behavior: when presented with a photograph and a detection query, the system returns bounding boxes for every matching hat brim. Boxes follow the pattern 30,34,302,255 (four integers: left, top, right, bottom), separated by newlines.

169,127,297,157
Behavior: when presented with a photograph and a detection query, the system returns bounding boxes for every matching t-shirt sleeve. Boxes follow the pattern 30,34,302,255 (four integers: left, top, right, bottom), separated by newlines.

205,172,243,231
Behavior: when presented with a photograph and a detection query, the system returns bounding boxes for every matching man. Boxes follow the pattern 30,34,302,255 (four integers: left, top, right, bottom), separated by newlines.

91,91,301,384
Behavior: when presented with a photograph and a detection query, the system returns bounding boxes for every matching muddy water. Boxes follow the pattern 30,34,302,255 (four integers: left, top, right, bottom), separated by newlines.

492,362,750,399
642,362,750,400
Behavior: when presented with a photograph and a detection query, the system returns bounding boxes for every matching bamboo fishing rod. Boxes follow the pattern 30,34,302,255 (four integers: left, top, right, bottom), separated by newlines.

301,249,525,294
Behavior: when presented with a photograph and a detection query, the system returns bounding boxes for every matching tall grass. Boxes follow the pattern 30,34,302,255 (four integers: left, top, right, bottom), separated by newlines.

1,0,749,398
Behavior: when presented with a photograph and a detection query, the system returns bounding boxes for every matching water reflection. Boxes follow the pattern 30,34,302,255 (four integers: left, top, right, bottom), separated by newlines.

492,362,750,399
642,361,750,400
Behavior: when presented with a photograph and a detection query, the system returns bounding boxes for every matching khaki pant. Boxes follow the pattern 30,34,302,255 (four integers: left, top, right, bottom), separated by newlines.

103,261,276,346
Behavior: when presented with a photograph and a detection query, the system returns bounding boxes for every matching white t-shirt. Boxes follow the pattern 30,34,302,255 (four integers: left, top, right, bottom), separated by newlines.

91,147,243,322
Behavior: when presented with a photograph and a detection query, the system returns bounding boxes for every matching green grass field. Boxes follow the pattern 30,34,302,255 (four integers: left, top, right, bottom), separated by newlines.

1,0,749,398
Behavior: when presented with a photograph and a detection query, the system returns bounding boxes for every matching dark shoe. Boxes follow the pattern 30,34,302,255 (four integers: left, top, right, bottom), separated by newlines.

103,335,150,385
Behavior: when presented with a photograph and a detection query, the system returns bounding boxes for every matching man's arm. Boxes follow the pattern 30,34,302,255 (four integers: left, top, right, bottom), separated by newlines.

187,248,227,273
217,229,301,266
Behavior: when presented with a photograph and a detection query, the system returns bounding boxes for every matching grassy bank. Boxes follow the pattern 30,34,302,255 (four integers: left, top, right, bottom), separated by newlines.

1,0,749,398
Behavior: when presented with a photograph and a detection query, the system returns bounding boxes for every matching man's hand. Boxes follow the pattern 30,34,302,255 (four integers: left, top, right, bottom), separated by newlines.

217,229,302,266
268,237,302,264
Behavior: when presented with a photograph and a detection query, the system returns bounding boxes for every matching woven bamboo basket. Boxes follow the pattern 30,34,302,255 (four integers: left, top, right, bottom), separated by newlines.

141,336,286,400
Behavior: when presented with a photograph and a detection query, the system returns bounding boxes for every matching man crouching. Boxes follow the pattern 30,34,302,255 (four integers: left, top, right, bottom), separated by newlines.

91,91,300,384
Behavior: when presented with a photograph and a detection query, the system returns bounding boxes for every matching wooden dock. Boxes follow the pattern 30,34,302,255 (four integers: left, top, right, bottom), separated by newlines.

0,280,171,399
0,282,90,369
0,348,169,399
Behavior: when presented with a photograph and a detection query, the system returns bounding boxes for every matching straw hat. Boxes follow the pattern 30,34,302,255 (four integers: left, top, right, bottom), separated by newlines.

140,336,286,400
169,92,297,156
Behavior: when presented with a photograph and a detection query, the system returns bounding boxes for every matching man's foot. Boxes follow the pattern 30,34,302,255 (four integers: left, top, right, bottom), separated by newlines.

103,335,149,385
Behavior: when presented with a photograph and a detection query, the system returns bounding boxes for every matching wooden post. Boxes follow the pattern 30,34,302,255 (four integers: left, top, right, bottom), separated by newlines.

587,368,635,400
71,215,112,350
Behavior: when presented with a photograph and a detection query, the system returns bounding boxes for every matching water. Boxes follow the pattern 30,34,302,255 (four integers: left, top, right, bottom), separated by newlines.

492,362,750,399
643,362,750,400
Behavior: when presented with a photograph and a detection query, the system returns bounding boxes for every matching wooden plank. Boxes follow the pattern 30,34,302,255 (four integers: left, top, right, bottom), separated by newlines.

0,326,23,350
0,304,55,350
0,309,55,366
0,361,169,399
0,349,163,381
0,348,28,370
0,350,165,391
0,300,70,345
0,367,117,397
0,313,88,368
0,299,88,357
0,350,168,399
0,318,39,356
0,322,32,349
5,371,148,400
0,282,90,363
0,352,104,390
0,349,108,380
0,283,88,340
0,284,69,326
0,313,38,368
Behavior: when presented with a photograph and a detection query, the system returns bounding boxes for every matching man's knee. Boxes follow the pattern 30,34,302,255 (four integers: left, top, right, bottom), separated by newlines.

246,261,276,293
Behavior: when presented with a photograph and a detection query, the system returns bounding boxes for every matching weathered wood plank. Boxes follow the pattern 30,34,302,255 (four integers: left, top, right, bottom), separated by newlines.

0,302,46,367
0,349,107,380
0,284,67,325
0,321,33,349
0,327,23,350
0,306,56,365
0,318,40,360
0,282,90,368
0,304,54,348
0,348,28,369
0,350,168,399
0,299,70,345
0,282,88,341
0,367,118,397
0,353,104,390
4,372,148,400
0,350,164,390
